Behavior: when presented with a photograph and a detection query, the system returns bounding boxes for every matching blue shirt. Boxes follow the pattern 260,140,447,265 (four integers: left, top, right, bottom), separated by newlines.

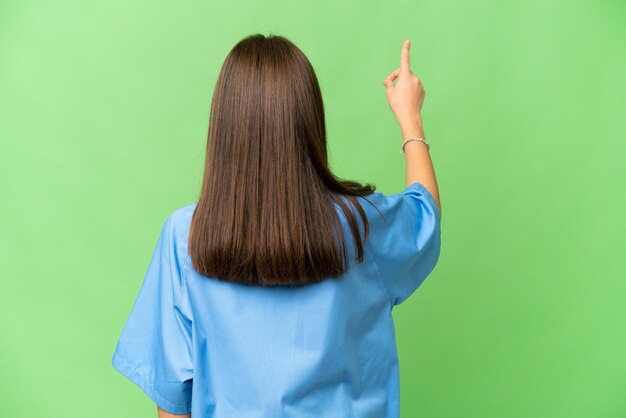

112,181,441,417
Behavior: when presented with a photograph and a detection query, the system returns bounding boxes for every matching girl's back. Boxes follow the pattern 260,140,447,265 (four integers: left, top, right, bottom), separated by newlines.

112,181,441,417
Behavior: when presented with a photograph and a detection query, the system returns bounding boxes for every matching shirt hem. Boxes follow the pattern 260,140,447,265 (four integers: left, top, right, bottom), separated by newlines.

111,352,192,414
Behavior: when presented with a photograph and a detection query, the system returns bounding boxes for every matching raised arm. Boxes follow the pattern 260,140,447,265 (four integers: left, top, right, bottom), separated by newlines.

383,39,441,216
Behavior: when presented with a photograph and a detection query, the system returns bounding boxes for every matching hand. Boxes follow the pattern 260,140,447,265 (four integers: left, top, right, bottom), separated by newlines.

382,40,425,130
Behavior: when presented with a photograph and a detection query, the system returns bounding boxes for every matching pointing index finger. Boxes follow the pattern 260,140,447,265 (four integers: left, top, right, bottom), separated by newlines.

400,39,410,76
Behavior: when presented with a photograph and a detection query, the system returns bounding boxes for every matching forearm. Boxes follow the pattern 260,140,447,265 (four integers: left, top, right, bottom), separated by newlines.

401,117,441,214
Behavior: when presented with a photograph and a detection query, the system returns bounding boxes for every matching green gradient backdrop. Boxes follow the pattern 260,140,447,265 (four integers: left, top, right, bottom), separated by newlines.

1,0,624,417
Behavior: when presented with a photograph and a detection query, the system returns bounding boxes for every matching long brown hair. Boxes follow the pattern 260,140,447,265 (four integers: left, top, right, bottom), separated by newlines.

189,33,380,286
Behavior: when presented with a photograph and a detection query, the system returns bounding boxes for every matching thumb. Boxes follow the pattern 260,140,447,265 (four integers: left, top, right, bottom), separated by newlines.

383,68,401,93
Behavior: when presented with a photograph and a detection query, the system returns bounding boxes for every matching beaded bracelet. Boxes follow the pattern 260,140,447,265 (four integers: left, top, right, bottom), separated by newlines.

400,137,430,154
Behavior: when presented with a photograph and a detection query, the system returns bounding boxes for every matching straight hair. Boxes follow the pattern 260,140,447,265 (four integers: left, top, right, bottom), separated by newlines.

189,33,381,286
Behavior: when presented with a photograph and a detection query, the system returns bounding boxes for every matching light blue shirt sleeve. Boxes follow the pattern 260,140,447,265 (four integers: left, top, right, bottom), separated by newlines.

112,214,194,414
370,182,442,306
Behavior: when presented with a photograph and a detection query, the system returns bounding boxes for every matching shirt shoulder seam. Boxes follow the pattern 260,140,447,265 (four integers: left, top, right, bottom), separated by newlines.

167,211,192,318
364,233,394,309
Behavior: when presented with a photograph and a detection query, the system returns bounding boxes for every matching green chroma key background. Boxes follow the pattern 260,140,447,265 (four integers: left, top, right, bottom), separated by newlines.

0,0,624,416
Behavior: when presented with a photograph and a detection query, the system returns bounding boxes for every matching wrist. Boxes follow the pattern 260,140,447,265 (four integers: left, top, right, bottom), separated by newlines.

400,126,425,140
399,116,424,139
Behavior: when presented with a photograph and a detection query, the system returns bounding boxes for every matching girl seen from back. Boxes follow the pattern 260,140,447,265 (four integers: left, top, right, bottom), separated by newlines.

112,34,441,418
